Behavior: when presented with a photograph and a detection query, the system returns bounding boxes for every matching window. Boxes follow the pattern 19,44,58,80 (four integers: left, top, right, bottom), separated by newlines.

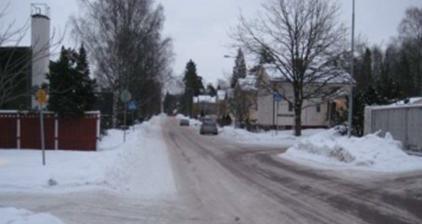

316,104,321,113
288,102,293,112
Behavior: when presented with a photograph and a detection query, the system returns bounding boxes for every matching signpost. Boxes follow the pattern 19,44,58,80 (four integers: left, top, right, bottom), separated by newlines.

120,89,132,142
35,88,47,166
128,100,137,130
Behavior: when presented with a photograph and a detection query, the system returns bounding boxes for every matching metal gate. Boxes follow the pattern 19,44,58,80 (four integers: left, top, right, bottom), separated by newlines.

365,105,422,151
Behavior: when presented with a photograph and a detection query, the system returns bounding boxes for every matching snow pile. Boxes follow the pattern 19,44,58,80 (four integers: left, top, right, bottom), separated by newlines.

283,130,422,172
220,126,324,147
0,207,64,224
0,115,176,198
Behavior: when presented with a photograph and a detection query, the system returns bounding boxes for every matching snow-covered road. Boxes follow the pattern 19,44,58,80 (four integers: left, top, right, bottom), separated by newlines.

162,118,422,224
1,117,422,223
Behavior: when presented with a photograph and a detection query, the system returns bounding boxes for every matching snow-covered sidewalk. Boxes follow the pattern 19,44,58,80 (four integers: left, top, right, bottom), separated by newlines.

281,130,422,173
0,207,64,224
0,115,176,198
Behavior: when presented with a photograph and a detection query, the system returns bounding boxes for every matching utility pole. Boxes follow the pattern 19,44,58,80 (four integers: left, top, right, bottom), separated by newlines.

347,0,355,138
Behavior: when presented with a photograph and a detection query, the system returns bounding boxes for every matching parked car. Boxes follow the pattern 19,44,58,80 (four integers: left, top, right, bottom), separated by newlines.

200,118,218,135
179,119,190,126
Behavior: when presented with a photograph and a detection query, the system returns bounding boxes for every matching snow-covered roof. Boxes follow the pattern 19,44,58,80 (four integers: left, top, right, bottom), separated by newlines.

193,95,217,103
260,63,353,85
390,97,422,106
217,90,226,100
237,75,257,91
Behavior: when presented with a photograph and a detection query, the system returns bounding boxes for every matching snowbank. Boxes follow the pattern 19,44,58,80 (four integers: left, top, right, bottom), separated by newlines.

282,130,422,173
220,126,325,147
0,207,64,224
0,115,176,198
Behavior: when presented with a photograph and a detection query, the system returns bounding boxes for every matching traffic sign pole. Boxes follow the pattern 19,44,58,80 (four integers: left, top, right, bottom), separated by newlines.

36,88,47,166
123,103,127,142
40,105,46,166
120,89,132,143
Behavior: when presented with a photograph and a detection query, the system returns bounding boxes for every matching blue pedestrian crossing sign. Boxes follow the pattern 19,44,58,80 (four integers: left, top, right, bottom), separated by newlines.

273,92,283,102
128,100,138,111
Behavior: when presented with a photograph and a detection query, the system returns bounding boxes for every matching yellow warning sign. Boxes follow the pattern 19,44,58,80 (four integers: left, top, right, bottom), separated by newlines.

36,89,48,105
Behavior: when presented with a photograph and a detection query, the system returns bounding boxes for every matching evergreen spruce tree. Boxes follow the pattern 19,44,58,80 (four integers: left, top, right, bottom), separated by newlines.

47,45,96,117
181,60,204,116
76,44,96,112
230,48,247,88
206,84,217,97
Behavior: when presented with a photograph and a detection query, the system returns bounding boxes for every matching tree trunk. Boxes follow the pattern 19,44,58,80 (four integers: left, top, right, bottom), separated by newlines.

293,86,303,136
294,102,302,136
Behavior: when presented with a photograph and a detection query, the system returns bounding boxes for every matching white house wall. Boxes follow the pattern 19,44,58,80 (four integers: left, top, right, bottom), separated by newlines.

257,95,328,127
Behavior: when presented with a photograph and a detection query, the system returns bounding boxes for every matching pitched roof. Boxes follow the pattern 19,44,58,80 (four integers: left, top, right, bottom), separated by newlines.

258,63,353,85
193,95,217,103
237,75,257,91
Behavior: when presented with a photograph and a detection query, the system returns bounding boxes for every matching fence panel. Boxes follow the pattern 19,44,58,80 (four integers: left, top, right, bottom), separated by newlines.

20,113,55,150
366,105,422,151
407,107,422,150
58,114,97,151
0,113,17,148
0,111,99,151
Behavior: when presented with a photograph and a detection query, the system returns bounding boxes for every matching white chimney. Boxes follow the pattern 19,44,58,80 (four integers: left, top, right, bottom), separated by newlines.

31,3,50,108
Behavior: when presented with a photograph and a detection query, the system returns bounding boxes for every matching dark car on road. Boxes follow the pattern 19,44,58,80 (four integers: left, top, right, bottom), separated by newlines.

179,119,190,126
200,118,218,135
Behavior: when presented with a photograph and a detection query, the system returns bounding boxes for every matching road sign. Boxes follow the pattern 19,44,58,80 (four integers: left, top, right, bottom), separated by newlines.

128,100,137,111
273,92,283,102
120,89,132,103
36,88,48,105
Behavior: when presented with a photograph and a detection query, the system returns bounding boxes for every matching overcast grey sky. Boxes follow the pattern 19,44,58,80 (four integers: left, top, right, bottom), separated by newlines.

4,0,422,86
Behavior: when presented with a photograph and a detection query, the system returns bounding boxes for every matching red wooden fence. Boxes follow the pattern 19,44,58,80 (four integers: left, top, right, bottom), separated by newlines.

0,111,100,151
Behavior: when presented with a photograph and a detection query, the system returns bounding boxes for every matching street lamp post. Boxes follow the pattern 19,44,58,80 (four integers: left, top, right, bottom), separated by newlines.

347,0,355,138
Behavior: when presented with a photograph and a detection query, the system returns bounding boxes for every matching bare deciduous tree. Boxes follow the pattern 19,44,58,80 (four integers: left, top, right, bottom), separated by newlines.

234,0,349,136
0,1,62,109
399,7,422,95
72,0,173,127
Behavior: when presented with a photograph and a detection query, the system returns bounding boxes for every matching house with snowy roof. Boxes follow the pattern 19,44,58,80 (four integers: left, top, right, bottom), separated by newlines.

192,95,217,118
241,64,352,129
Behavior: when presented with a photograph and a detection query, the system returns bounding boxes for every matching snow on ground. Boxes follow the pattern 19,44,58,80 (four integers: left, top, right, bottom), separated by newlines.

220,126,325,147
0,207,64,224
281,129,422,173
0,115,176,198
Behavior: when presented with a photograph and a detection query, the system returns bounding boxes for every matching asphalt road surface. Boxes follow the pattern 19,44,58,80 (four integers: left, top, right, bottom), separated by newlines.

1,117,421,224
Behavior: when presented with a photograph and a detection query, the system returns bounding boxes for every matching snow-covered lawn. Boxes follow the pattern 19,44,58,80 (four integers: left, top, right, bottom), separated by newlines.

0,207,63,224
281,130,422,173
0,115,176,198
